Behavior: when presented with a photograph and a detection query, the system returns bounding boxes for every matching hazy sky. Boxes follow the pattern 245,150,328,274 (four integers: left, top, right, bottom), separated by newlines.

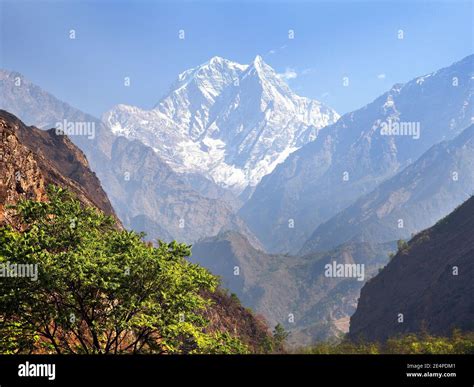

1,0,473,117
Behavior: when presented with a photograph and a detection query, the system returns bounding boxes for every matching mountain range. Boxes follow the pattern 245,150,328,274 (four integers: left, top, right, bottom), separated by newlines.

1,54,473,346
300,124,474,254
240,55,474,253
0,69,259,245
191,85,474,345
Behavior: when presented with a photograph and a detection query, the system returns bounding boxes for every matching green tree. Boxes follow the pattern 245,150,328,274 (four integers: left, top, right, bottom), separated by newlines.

397,239,409,253
272,323,289,351
0,186,247,354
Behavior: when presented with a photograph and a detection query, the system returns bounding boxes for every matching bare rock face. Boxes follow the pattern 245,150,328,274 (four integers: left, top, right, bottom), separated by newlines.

349,196,474,342
0,110,120,227
0,116,47,225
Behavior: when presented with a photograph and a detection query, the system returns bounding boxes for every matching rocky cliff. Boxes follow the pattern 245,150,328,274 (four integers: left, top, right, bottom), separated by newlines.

0,110,119,227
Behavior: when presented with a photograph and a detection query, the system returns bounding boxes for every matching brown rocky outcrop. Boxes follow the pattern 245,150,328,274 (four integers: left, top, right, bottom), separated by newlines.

0,110,120,227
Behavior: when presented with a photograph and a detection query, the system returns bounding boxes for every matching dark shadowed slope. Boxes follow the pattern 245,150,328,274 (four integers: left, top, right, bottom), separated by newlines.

349,196,474,342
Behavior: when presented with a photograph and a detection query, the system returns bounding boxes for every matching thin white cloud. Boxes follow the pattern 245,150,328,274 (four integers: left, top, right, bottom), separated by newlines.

268,44,287,55
377,73,386,80
278,67,298,81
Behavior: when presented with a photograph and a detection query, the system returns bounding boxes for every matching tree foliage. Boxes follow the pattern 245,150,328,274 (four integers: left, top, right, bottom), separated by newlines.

272,323,289,351
0,186,248,354
396,239,409,253
300,331,474,354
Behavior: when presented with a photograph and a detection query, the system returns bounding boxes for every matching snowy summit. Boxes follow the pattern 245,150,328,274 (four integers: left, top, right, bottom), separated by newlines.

103,55,339,193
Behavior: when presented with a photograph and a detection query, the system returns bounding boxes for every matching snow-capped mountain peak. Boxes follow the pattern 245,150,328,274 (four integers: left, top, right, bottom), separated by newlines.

103,55,339,193
251,54,267,71
173,56,247,91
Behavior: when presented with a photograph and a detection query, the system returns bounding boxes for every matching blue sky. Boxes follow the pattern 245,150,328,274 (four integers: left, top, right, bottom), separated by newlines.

1,0,473,117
